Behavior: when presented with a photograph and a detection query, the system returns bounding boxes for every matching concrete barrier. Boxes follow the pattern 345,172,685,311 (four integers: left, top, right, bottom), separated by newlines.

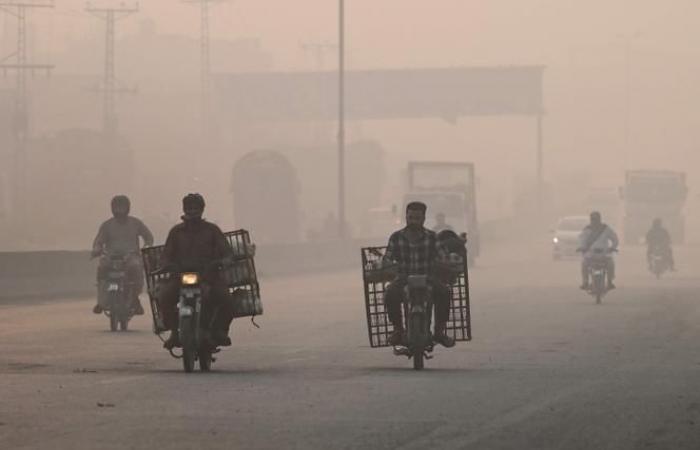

0,219,511,302
0,239,381,302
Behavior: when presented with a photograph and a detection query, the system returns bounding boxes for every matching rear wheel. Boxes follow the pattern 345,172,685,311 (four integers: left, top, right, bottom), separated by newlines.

180,317,196,373
119,317,129,331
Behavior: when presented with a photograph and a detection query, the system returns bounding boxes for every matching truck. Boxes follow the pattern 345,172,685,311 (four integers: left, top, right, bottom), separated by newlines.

620,170,688,244
403,161,479,265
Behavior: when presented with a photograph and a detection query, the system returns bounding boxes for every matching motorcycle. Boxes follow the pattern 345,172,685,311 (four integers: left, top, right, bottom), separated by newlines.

393,275,435,370
649,247,669,279
99,252,136,332
585,248,616,304
175,270,218,373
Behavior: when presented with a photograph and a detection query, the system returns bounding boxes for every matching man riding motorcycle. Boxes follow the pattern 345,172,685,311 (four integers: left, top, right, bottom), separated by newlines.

92,195,154,315
578,211,619,290
159,193,236,350
646,218,675,271
383,201,456,348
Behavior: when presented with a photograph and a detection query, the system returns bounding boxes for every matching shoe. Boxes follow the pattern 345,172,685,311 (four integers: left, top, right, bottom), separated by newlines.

389,329,404,346
163,331,181,350
93,304,103,314
213,330,232,347
132,299,145,316
433,329,456,348
607,282,616,290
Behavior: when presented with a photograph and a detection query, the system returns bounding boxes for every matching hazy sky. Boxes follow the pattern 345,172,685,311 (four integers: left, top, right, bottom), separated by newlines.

7,0,700,70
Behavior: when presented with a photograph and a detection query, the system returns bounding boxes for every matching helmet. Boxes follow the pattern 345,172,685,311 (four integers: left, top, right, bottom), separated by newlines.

182,193,205,211
653,217,662,228
590,211,602,223
111,195,130,217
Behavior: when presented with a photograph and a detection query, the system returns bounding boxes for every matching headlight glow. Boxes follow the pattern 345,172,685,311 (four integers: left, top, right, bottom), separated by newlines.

181,273,199,285
553,237,559,244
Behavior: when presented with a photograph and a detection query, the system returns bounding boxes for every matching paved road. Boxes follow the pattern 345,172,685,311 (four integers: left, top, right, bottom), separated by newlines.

2,243,700,449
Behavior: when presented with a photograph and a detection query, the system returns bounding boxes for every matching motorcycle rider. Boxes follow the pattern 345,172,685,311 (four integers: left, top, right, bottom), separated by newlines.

92,195,154,315
578,211,619,290
383,201,456,348
159,193,236,350
646,218,675,271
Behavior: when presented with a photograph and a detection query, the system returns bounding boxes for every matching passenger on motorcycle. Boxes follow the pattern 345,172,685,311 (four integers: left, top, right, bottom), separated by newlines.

159,194,236,350
433,212,454,233
578,211,619,290
92,195,154,315
646,218,675,271
383,201,456,348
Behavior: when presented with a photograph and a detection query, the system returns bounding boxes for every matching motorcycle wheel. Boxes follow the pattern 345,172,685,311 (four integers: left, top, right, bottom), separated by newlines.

180,317,196,373
199,348,212,372
119,317,129,331
409,314,425,371
593,275,604,305
109,312,118,332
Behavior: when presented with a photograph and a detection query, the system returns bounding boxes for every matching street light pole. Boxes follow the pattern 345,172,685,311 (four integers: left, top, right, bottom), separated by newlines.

337,0,346,238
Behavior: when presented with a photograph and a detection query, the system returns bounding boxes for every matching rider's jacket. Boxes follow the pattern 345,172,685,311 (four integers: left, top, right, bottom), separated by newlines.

162,218,232,277
93,216,154,255
646,226,671,249
384,227,447,277
579,224,619,258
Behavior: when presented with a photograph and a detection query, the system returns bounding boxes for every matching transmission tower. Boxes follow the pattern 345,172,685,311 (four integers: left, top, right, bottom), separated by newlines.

184,0,226,134
0,0,54,222
85,2,138,136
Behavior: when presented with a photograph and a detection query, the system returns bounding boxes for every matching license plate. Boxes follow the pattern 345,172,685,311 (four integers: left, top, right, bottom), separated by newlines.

107,283,120,291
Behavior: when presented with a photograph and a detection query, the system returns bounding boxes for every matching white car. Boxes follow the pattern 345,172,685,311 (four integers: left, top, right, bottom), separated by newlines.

552,216,589,260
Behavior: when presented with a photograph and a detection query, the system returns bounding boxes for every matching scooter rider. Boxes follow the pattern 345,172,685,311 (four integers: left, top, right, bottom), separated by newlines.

159,194,235,350
646,218,675,271
92,195,154,315
578,211,619,290
382,201,456,348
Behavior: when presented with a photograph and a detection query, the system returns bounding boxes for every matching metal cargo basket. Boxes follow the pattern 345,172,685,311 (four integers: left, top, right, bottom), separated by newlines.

141,229,262,335
361,246,471,348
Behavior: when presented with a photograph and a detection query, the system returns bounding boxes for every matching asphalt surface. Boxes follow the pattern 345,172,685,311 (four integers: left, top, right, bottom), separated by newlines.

2,242,700,450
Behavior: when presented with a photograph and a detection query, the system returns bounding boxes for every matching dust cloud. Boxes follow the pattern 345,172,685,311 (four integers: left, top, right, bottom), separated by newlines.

0,0,698,250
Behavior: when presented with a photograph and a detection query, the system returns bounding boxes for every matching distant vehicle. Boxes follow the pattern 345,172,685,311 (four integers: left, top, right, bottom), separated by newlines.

403,161,479,266
620,170,688,245
552,215,589,260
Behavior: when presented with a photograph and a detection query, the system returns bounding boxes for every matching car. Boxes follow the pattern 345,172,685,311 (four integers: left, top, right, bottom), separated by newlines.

552,215,589,260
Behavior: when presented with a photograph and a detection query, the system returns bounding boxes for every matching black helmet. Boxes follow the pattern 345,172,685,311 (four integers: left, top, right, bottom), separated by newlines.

590,211,602,223
182,193,205,211
111,195,130,217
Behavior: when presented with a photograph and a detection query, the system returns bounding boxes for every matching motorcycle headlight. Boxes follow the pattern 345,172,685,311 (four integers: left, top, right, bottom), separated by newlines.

181,273,199,285
552,237,559,244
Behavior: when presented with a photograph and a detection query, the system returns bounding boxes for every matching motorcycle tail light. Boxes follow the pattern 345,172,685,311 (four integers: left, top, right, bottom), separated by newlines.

181,273,199,285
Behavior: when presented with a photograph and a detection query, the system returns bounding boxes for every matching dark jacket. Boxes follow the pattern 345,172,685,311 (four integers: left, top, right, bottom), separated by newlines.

162,219,232,277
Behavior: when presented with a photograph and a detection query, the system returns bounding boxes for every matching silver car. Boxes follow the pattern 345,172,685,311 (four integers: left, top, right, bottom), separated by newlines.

552,216,589,260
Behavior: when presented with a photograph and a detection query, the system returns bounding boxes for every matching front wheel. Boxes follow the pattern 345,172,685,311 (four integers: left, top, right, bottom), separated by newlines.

409,314,426,370
180,317,196,373
199,348,212,372
109,312,118,332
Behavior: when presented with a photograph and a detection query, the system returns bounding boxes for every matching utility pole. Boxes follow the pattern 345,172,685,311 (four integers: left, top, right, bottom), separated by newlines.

0,0,54,224
337,0,346,238
86,2,138,137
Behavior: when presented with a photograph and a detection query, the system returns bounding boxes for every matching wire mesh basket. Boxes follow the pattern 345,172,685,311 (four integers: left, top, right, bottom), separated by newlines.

361,246,471,348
